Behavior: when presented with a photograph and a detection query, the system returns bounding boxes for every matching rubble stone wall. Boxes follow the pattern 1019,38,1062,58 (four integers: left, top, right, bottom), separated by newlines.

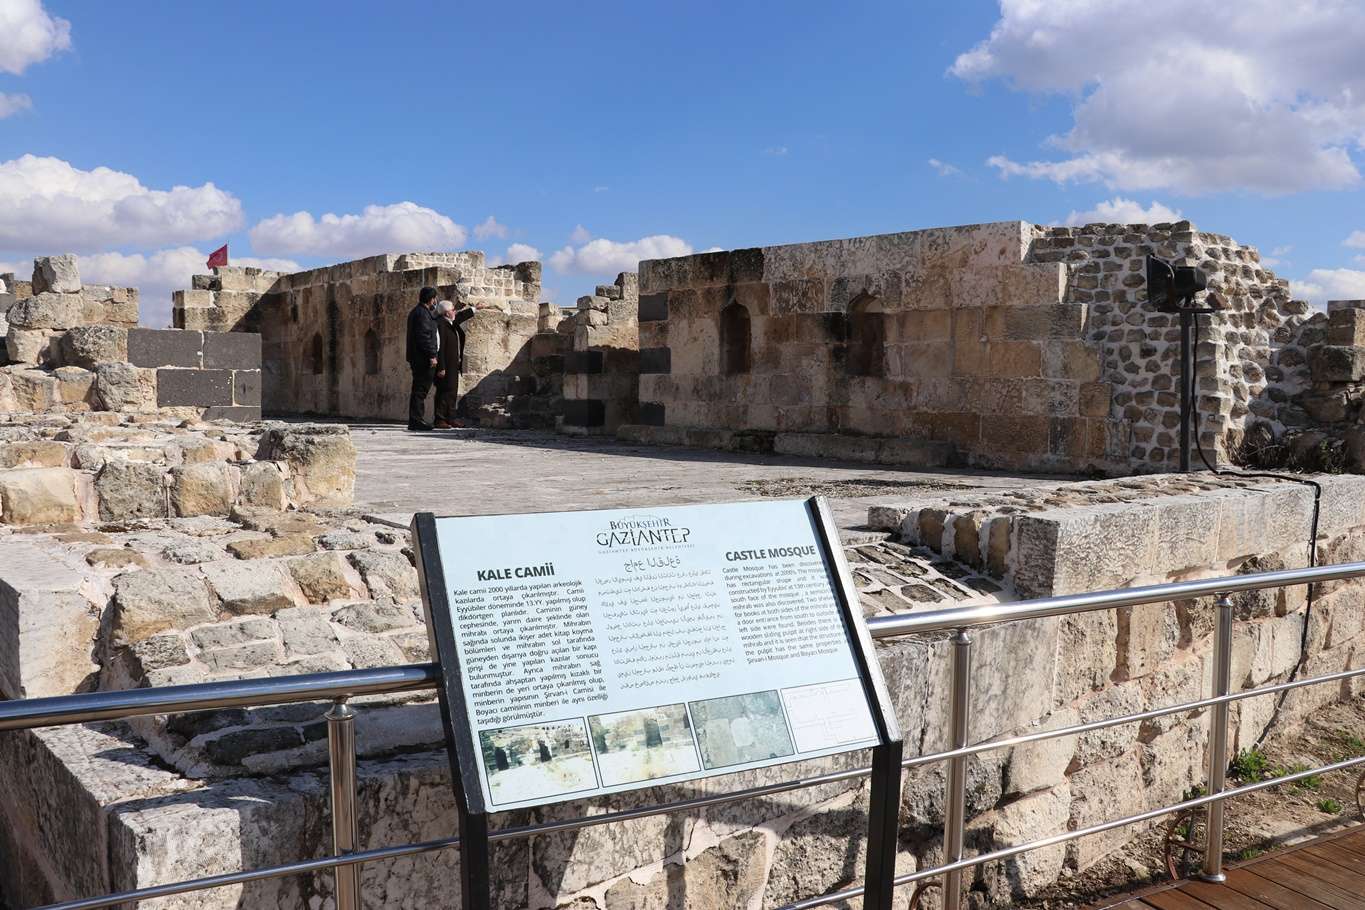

174,253,556,427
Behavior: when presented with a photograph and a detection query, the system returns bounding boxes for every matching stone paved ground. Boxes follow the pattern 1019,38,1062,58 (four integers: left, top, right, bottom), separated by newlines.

345,423,1063,533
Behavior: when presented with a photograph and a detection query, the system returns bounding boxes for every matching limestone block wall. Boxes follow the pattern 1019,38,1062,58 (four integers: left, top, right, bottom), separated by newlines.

175,253,555,426
629,222,1112,473
561,271,640,434
864,472,1365,901
173,266,285,333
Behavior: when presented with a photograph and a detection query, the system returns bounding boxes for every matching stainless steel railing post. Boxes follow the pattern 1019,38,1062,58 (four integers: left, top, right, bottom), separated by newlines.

1199,593,1233,882
942,629,972,910
327,698,362,909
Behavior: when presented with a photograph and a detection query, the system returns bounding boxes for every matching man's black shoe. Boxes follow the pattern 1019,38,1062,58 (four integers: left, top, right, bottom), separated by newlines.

407,422,433,432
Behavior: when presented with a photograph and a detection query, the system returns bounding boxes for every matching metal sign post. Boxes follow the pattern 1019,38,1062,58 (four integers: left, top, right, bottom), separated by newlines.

412,497,903,910
412,511,494,910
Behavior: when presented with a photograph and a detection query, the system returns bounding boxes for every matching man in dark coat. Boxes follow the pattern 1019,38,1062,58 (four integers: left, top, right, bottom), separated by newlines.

404,286,441,431
434,297,480,428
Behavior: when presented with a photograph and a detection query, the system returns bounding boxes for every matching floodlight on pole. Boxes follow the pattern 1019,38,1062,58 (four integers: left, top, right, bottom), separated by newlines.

1145,255,1221,471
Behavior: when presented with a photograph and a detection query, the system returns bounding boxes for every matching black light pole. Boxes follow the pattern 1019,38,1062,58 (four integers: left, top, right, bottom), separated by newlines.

1146,256,1220,472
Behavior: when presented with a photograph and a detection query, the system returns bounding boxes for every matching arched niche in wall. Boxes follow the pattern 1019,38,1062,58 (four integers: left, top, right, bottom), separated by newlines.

846,292,886,378
364,329,381,376
309,333,324,375
720,301,752,375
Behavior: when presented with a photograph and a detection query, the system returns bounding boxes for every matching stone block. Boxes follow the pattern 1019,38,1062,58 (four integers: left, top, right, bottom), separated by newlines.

979,414,1049,455
94,362,157,411
32,256,80,294
261,426,355,506
563,398,605,427
6,326,57,365
7,368,58,411
232,370,261,406
637,292,669,322
991,784,1070,897
226,533,316,560
348,549,419,600
988,340,1042,377
1327,307,1365,346
638,346,671,374
128,328,202,368
52,366,93,406
288,552,366,603
1308,344,1365,382
202,405,261,421
1006,707,1079,795
0,467,80,525
1078,382,1111,418
170,463,235,517
237,462,287,510
156,368,233,407
58,325,128,370
95,461,168,521
110,569,217,645
7,293,85,330
0,441,67,469
202,331,261,369
201,561,306,615
1000,304,1088,341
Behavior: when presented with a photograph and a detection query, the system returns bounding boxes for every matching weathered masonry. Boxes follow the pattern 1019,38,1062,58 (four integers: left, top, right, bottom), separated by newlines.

175,253,546,426
623,221,1321,474
2,256,261,419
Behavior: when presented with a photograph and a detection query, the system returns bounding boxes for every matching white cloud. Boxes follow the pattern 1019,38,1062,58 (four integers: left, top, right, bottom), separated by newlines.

928,158,962,177
1290,268,1365,307
1063,197,1182,226
593,185,609,193
0,93,32,118
0,155,243,252
569,224,592,244
504,242,540,263
0,0,70,75
764,146,790,157
1345,231,1365,249
473,215,508,241
548,235,695,275
956,1,1365,194
249,202,466,260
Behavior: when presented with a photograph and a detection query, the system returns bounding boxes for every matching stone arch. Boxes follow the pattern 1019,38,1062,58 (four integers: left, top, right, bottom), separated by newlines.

364,329,381,375
309,333,324,375
720,301,751,376
847,292,886,378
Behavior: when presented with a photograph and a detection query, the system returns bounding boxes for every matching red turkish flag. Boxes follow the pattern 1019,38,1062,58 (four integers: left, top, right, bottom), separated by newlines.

206,244,228,269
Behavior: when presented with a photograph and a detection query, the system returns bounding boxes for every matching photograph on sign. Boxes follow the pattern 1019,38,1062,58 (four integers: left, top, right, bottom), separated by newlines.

425,498,878,811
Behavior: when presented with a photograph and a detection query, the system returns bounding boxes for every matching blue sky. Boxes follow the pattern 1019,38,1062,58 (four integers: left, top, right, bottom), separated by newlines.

3,0,1364,325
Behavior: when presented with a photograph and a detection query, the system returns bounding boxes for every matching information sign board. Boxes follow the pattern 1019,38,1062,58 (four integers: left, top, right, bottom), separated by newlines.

417,498,878,811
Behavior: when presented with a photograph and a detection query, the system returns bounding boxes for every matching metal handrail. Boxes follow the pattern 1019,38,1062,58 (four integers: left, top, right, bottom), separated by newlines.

865,558,1365,637
0,663,440,732
3,558,1363,910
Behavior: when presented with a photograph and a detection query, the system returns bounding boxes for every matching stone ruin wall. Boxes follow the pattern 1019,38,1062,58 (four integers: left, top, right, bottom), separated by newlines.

2,256,263,420
174,253,553,427
620,220,1340,476
557,271,641,434
3,435,1364,908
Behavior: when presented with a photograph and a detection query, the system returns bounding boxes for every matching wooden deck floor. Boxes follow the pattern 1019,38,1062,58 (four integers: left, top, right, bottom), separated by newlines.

1104,825,1365,910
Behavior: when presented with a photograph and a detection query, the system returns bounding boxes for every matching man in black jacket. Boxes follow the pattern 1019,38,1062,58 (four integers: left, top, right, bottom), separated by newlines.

405,286,441,431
